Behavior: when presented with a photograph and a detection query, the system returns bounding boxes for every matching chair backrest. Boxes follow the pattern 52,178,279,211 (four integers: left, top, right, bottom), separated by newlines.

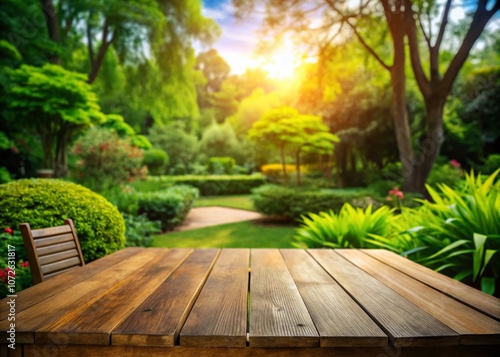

19,219,85,285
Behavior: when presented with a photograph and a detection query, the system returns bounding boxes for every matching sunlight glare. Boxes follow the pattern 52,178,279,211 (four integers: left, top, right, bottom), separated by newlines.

258,42,300,80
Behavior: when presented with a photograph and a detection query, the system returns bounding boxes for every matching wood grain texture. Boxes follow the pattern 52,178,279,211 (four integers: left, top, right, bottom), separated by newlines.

338,249,500,345
0,248,160,343
280,249,388,347
36,249,193,345
39,249,79,265
308,249,459,347
41,256,81,275
112,249,220,347
0,344,22,357
363,249,500,320
34,233,75,247
0,248,141,319
249,249,318,348
181,249,249,347
24,344,500,357
30,225,72,238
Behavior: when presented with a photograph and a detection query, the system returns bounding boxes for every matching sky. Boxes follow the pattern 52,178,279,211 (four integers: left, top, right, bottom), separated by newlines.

200,0,496,77
200,0,265,75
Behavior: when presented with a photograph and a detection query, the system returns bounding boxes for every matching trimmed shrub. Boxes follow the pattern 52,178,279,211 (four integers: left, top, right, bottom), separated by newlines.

143,148,169,176
252,184,379,220
122,213,160,247
136,185,199,231
208,157,235,174
147,174,266,196
0,179,125,262
427,160,464,189
479,154,500,175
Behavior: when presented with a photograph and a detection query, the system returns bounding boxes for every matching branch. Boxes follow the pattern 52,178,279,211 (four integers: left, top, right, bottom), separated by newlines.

434,0,453,52
407,11,431,98
418,15,431,49
325,0,391,71
86,15,95,68
441,0,499,94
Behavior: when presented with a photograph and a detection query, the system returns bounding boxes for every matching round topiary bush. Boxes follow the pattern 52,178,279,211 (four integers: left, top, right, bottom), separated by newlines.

0,179,125,262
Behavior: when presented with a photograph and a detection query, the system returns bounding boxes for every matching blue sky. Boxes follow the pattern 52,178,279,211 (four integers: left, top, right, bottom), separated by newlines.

201,0,263,75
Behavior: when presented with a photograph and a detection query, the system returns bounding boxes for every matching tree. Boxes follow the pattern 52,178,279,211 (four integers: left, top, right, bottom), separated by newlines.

249,107,338,184
234,0,500,193
199,121,243,161
147,122,199,173
195,48,231,94
5,64,105,176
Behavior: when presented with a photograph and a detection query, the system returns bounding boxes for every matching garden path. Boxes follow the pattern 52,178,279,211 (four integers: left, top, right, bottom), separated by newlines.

175,207,264,231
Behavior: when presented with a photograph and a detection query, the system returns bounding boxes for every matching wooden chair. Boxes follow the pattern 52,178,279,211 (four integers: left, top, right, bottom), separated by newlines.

19,219,85,285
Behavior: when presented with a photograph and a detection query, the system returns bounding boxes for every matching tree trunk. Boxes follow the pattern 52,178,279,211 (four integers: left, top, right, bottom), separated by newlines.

412,97,446,192
388,30,415,192
280,144,288,181
295,150,301,187
39,0,61,64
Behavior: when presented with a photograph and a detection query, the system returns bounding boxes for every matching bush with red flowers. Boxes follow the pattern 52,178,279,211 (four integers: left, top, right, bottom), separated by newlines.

0,228,32,298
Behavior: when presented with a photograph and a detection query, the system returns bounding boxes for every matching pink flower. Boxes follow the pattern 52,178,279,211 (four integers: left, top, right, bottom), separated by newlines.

20,261,29,268
11,146,19,154
386,196,392,201
4,227,13,235
450,159,461,168
396,191,404,199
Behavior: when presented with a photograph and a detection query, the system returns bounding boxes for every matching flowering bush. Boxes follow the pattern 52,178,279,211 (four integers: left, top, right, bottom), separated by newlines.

70,127,146,192
0,228,32,298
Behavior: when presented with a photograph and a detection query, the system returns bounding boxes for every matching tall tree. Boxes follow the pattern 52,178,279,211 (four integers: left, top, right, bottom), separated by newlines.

234,0,500,193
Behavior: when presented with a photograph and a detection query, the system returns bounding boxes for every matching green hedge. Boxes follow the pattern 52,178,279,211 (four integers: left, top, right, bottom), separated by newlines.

136,185,199,231
252,184,380,220
147,174,266,196
0,179,125,262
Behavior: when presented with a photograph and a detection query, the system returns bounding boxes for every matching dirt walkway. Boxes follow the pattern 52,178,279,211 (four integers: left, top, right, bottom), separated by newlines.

175,206,264,232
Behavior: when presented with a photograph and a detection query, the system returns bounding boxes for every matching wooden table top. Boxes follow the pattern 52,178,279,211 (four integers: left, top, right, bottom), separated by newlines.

1,248,499,357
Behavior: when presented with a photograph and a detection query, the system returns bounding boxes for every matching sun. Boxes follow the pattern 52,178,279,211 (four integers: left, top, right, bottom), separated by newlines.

258,43,300,80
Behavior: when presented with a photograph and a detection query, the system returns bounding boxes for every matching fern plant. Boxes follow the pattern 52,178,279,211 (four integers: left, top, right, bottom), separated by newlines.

374,169,499,295
294,204,397,248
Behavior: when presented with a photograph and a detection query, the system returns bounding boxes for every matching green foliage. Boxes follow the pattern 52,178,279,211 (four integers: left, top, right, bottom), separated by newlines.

122,213,160,247
71,127,146,192
294,204,396,248
208,157,236,174
5,64,105,174
143,148,169,176
478,154,500,175
101,114,152,150
0,179,125,262
406,170,500,294
0,167,11,184
251,185,379,220
199,122,243,162
0,229,32,298
427,159,464,189
136,185,199,231
148,122,198,173
169,174,265,195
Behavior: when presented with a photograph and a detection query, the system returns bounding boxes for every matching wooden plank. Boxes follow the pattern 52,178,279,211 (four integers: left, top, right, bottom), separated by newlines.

0,248,162,343
249,249,318,348
0,344,22,357
31,225,72,238
25,344,500,357
39,250,79,265
0,248,141,319
36,249,193,345
339,249,500,345
41,257,81,274
34,233,75,247
37,241,76,256
363,249,500,320
112,249,220,347
309,249,459,347
180,249,249,347
280,249,388,347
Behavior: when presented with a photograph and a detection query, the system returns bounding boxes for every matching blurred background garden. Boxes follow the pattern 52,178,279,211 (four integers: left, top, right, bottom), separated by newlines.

0,0,499,298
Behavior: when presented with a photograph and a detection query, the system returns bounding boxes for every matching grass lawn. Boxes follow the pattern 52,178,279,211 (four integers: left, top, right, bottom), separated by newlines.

152,220,296,248
194,195,255,211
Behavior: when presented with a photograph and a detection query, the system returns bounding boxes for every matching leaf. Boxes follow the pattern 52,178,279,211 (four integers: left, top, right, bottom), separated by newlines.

481,277,496,295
